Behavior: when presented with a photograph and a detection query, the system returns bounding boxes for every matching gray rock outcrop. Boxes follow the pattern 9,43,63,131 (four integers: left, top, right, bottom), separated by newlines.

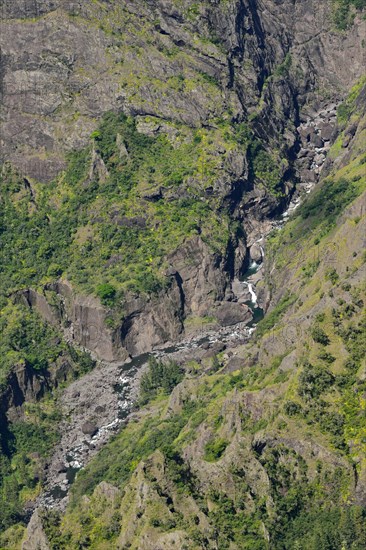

21,510,49,550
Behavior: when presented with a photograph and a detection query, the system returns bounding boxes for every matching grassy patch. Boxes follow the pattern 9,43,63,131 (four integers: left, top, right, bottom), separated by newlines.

203,438,228,462
256,293,297,338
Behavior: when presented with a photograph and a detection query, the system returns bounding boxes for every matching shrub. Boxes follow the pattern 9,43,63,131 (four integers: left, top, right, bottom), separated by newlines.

298,363,335,399
96,283,116,306
284,401,303,416
333,0,366,30
204,438,228,462
311,326,330,346
47,263,63,277
326,268,339,285
252,149,283,195
139,357,184,404
317,350,336,364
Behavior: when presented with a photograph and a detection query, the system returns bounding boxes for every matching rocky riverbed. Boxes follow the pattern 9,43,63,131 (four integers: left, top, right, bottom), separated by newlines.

33,165,324,514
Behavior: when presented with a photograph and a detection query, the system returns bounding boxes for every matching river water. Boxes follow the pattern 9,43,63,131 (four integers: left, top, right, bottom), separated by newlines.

39,185,309,509
38,250,267,509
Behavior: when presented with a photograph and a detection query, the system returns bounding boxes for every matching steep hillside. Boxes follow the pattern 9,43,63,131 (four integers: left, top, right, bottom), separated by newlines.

1,0,365,182
8,83,365,550
0,0,365,548
1,0,365,360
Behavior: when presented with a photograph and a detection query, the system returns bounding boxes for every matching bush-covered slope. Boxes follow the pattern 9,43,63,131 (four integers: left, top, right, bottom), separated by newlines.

0,113,265,301
0,2,365,548
0,305,95,536
13,91,365,550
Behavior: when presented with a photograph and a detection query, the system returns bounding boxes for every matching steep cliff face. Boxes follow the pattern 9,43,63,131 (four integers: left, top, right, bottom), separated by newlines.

1,0,365,182
1,0,365,363
23,86,365,549
0,1,365,546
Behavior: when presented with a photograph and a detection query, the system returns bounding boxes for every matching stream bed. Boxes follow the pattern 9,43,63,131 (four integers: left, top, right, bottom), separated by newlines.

37,185,309,511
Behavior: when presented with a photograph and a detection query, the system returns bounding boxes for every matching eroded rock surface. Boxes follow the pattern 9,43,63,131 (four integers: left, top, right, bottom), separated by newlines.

1,0,365,183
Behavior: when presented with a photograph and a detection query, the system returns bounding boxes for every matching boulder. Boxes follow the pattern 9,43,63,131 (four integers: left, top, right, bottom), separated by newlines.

223,356,244,372
318,122,335,142
300,169,317,183
22,510,50,550
250,244,263,263
312,134,324,148
81,421,98,437
215,303,252,327
202,342,226,359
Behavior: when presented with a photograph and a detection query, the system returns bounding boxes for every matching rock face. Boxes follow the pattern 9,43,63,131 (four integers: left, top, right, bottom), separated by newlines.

215,302,252,327
20,235,234,360
1,0,365,365
0,3,364,546
1,0,364,182
295,104,338,185
0,358,72,423
21,510,49,550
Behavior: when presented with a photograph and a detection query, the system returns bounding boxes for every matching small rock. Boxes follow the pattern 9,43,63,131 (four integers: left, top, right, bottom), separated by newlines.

81,421,98,436
225,290,235,302
314,153,325,165
312,134,324,148
54,461,67,474
300,169,317,183
202,342,226,359
297,148,310,158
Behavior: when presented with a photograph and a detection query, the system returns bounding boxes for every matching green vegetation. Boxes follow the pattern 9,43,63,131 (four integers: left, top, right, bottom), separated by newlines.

337,75,366,124
311,325,330,345
20,228,364,547
0,303,95,389
298,361,334,399
203,437,228,462
333,0,366,30
0,90,288,546
0,29,365,549
68,401,204,505
0,303,95,534
96,283,116,307
236,124,286,196
0,399,61,532
279,505,366,549
274,53,292,77
252,149,283,196
0,112,239,304
256,293,297,338
139,357,184,405
299,177,360,233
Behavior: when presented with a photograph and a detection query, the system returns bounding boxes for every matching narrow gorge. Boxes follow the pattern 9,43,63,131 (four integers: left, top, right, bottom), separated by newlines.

0,0,365,548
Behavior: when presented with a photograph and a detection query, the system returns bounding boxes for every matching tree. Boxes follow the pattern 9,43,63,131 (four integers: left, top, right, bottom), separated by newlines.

96,283,116,306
